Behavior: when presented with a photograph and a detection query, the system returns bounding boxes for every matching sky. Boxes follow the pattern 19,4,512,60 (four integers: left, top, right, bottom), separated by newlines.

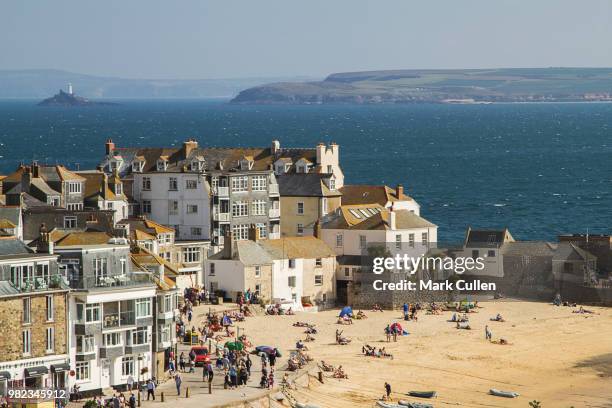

1,0,611,79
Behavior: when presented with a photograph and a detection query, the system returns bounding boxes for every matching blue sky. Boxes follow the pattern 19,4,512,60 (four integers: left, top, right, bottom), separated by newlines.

1,0,611,79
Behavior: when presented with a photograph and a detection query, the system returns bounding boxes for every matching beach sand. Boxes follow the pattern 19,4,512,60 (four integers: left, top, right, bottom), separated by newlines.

232,300,612,407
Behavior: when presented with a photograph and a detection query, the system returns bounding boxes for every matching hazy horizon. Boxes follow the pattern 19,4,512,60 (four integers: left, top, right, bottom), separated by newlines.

1,0,612,79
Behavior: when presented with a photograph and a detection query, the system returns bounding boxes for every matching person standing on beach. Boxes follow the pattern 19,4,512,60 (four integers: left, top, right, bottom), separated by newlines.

269,349,277,367
403,303,409,319
246,354,252,376
485,325,492,341
384,382,391,400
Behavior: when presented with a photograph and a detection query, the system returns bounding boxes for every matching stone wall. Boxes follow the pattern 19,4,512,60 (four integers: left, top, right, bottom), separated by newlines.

0,291,68,361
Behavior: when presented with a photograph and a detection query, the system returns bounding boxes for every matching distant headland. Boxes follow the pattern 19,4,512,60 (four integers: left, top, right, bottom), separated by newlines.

230,67,612,104
38,83,118,106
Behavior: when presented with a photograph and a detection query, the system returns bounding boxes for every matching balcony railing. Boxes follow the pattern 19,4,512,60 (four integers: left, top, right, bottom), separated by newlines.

71,273,154,290
269,208,281,218
213,186,229,197
103,311,136,329
9,274,68,292
213,208,230,222
269,184,279,195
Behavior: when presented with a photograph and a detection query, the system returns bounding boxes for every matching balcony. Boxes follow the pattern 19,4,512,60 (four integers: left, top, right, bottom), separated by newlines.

103,311,135,329
9,274,69,293
72,273,154,290
213,186,229,197
213,209,230,222
269,184,279,196
269,208,281,219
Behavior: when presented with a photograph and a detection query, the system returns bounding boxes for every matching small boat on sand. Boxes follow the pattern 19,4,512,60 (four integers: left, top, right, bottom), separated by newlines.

376,402,403,408
406,391,437,398
398,401,434,408
489,388,519,398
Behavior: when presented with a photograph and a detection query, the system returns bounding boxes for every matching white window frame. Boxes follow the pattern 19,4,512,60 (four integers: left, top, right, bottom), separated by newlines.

63,216,77,229
254,266,261,278
142,177,151,190
185,179,197,189
297,202,304,215
103,332,123,347
232,201,248,217
251,200,266,216
76,335,95,354
169,177,178,191
315,275,323,286
22,329,31,356
75,362,90,381
183,247,201,263
122,357,135,377
23,297,31,324
46,327,55,353
46,295,54,322
232,224,249,240
231,176,248,192
135,298,152,318
256,223,267,238
252,175,267,191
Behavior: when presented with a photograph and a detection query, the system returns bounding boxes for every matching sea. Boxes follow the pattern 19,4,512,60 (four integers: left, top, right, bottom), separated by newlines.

1,98,611,242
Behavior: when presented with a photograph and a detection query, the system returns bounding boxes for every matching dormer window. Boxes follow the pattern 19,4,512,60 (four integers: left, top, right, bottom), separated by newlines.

114,183,123,195
132,160,144,173
157,159,168,172
67,182,82,194
109,157,123,172
239,157,254,171
191,159,205,172
274,159,292,175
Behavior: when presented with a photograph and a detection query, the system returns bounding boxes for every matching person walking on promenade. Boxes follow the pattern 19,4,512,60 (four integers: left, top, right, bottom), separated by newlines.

146,380,155,400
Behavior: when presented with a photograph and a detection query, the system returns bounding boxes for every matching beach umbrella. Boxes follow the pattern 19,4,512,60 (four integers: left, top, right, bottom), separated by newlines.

339,306,353,317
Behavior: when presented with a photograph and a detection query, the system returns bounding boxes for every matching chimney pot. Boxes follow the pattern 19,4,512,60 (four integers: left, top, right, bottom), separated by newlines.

396,184,404,198
105,139,115,155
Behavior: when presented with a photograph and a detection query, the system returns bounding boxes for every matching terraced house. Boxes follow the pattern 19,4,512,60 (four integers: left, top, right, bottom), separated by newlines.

98,138,343,252
32,230,158,396
0,237,70,395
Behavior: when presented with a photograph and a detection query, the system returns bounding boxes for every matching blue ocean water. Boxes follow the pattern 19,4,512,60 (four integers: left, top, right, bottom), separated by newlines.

1,99,611,242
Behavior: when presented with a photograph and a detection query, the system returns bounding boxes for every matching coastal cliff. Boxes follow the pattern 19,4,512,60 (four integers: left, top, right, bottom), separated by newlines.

231,67,612,104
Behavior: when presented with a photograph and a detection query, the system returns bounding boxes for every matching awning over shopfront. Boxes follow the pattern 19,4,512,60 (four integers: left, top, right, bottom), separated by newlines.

25,366,49,377
0,371,10,380
51,363,70,373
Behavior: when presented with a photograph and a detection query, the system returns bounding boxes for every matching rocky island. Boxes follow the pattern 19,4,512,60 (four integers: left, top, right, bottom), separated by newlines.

231,67,612,104
38,84,118,106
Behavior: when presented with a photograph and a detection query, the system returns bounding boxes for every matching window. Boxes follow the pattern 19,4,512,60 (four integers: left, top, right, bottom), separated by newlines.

315,275,323,286
329,179,336,190
115,183,123,195
256,223,267,238
142,200,151,214
75,362,90,381
46,327,54,353
130,327,149,345
136,298,151,318
336,234,343,247
288,276,296,287
191,227,202,236
85,303,101,323
422,232,428,245
297,202,304,215
104,332,122,347
186,204,198,214
359,235,367,249
288,259,296,268
315,258,322,267
76,335,94,353
169,177,178,191
142,177,151,190
11,265,33,289
409,233,415,248
232,224,249,240
160,326,171,343
252,175,267,191
132,161,143,173
67,203,83,210
251,200,266,216
163,294,172,312
322,198,328,215
93,258,108,284
22,329,31,355
395,234,402,249
487,250,496,257
344,267,350,277
232,201,248,217
255,266,261,278
327,165,333,174
122,357,134,377
23,298,31,324
63,216,77,229
183,247,201,263
191,160,205,172
231,176,248,192
169,200,178,214
67,182,82,194
255,284,261,294
185,179,197,189
297,224,304,236
157,160,167,171
209,263,216,276
46,295,54,321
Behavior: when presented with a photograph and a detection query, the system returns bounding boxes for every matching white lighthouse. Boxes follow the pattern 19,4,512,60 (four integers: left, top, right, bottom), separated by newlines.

67,83,73,95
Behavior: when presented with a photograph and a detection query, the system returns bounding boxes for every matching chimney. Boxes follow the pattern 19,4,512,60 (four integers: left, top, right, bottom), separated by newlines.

313,219,321,238
105,139,115,155
21,166,32,193
271,140,280,155
224,230,235,258
182,139,198,159
248,224,260,242
396,184,404,198
315,142,325,165
389,206,396,230
31,161,40,178
37,223,53,254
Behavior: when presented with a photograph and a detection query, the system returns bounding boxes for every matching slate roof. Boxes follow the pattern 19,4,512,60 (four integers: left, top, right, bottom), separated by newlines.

0,207,20,227
339,185,414,206
208,240,274,266
260,236,336,260
501,241,556,257
552,242,596,262
465,228,514,248
323,206,436,231
0,238,33,256
277,174,340,197
118,218,175,240
77,171,126,202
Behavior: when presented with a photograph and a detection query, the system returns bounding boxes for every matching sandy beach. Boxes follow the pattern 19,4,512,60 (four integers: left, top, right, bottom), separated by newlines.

229,300,612,408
